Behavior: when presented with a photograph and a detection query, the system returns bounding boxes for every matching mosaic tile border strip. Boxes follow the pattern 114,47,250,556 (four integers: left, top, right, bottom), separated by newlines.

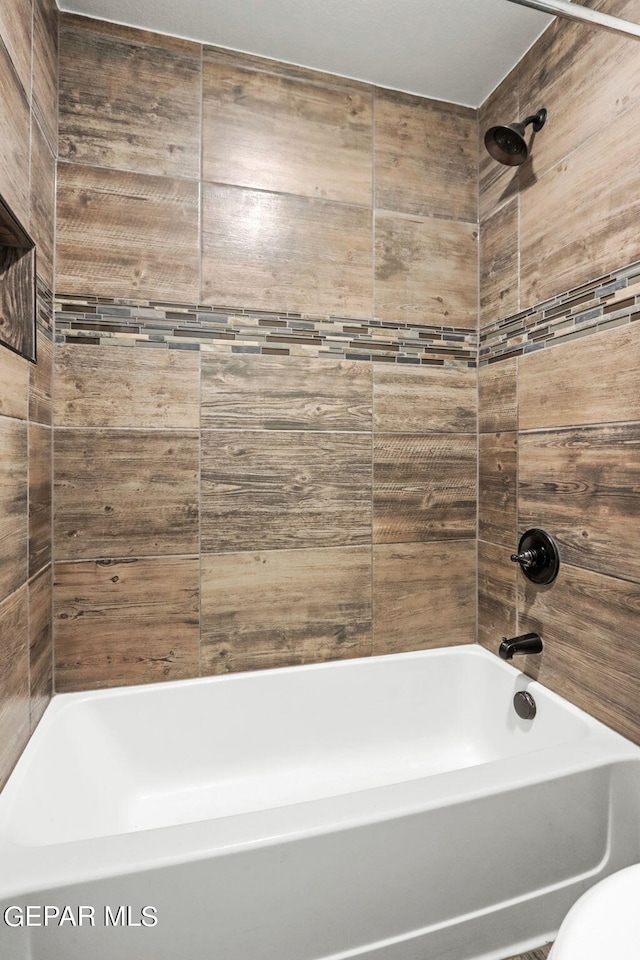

480,258,640,364
54,295,477,368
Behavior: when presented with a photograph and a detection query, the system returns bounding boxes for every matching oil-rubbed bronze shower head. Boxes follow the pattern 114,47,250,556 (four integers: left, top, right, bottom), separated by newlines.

484,108,547,166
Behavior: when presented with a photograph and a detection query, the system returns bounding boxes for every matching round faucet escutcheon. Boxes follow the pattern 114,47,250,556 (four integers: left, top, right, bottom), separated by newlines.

510,528,560,584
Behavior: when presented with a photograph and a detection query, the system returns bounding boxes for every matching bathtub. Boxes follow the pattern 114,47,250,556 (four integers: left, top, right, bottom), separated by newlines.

1,645,640,960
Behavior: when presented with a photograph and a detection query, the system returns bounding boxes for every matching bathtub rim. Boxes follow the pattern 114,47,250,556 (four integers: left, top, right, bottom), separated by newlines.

1,644,640,898
13,641,629,726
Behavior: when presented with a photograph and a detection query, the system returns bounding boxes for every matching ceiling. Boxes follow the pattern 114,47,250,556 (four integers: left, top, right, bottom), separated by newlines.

58,0,553,107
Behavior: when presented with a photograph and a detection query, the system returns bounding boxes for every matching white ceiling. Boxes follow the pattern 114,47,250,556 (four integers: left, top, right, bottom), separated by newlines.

58,0,553,107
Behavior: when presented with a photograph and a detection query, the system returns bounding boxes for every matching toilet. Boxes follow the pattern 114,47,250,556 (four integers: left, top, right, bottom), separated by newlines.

549,862,640,958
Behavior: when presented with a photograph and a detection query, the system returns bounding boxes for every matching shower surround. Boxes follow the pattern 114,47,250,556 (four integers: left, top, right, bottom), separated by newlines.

52,14,479,691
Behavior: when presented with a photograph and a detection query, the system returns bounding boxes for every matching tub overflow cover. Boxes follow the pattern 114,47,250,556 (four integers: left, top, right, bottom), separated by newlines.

514,691,537,721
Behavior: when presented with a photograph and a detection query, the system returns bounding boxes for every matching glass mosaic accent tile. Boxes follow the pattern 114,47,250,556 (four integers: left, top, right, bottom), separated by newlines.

480,257,640,365
55,295,478,368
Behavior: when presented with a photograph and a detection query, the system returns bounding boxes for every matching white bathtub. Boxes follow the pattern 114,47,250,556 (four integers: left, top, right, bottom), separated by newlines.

1,645,640,960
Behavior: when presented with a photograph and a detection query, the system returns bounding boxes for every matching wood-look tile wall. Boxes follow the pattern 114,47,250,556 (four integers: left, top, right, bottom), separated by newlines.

478,0,640,748
53,15,479,691
57,15,478,324
479,0,640,324
0,0,57,791
54,350,477,689
479,323,640,747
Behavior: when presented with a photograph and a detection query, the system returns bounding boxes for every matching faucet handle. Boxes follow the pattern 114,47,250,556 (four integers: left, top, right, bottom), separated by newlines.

510,549,539,568
510,529,560,585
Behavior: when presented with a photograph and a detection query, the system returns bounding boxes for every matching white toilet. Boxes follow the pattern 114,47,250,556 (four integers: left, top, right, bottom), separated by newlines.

549,862,640,958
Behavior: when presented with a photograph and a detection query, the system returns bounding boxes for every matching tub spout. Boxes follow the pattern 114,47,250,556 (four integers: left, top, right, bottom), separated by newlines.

499,633,543,660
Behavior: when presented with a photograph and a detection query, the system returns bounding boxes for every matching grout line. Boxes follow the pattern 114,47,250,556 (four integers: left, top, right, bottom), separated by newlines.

198,43,204,304
370,366,375,657
54,425,202,432
518,419,640,434
197,343,203,677
516,151,521,317
53,425,393,436
370,88,376,323
55,553,200,564
0,576,30,611
475,107,480,649
515,356,520,638
26,560,52,587
198,172,374,210
25,415,32,726
54,544,386,563
51,3,61,703
0,410,31,425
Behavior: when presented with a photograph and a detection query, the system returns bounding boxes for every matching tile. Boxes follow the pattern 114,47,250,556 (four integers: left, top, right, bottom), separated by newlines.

54,429,199,560
373,363,476,434
520,98,640,306
478,539,517,652
518,561,640,744
201,430,371,552
55,343,200,428
519,321,640,430
373,540,476,654
0,0,32,96
204,43,371,92
59,19,201,179
61,12,201,55
518,4,640,183
201,183,373,318
29,564,52,730
375,89,477,222
374,212,477,327
0,416,28,603
32,0,58,155
202,59,372,204
519,424,640,583
479,432,517,549
28,422,51,578
478,73,519,222
201,353,372,431
201,546,372,674
54,556,199,690
29,327,53,426
0,36,31,229
56,162,200,301
0,347,29,420
479,359,517,433
0,584,29,791
373,433,476,543
480,200,519,326
29,118,56,290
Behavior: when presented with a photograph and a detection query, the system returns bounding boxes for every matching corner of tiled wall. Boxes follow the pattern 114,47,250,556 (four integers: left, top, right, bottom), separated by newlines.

477,0,640,746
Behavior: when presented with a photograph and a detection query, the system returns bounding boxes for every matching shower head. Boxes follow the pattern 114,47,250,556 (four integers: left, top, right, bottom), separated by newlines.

484,108,547,166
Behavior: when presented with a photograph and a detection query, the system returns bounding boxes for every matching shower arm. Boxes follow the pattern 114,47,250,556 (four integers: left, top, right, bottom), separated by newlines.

504,0,640,40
